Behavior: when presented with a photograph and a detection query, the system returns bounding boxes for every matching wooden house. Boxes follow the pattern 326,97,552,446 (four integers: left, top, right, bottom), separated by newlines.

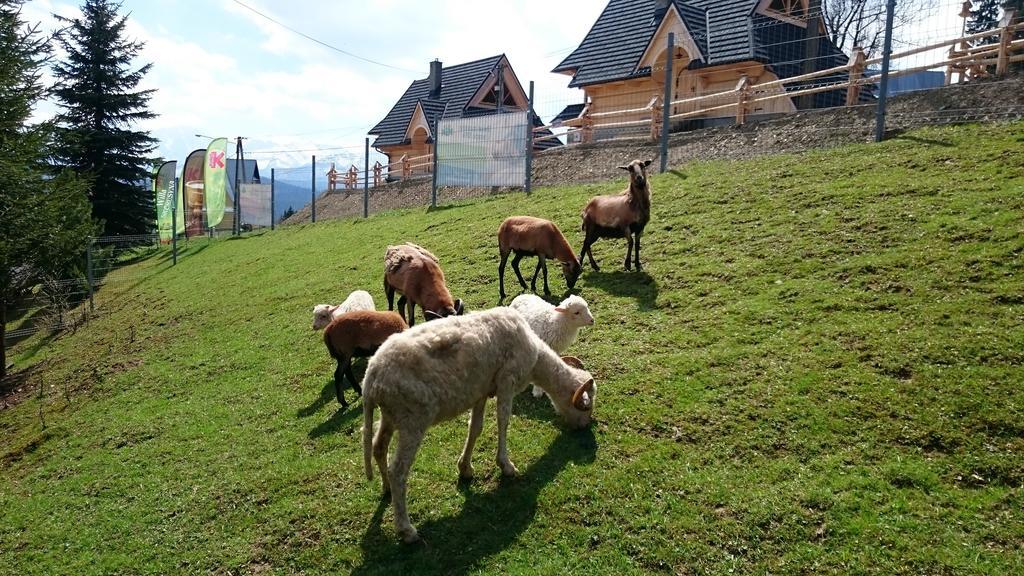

369,55,557,177
553,0,859,131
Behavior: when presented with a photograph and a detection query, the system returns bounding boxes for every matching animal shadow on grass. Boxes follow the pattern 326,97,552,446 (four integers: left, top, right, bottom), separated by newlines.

585,270,658,311
352,429,597,575
301,363,367,439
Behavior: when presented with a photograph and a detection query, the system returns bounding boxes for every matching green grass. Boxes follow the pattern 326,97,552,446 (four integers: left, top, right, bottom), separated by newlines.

2,122,1023,575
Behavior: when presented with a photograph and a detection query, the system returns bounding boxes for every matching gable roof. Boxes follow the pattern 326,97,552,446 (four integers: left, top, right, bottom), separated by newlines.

554,0,849,89
369,55,506,148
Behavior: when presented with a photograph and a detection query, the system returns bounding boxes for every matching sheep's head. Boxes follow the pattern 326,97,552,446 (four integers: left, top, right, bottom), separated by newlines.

618,159,653,189
554,295,594,327
423,299,466,321
312,304,336,330
561,259,583,290
552,356,596,429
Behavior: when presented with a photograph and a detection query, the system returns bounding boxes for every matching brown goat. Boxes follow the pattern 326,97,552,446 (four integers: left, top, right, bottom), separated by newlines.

323,310,408,407
383,243,464,327
580,159,653,272
497,216,582,300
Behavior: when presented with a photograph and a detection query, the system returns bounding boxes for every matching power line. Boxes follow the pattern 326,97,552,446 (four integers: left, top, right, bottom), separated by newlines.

230,0,419,73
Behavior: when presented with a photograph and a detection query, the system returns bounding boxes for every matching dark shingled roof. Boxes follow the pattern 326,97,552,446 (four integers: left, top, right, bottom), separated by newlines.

370,55,555,149
369,55,504,147
554,0,854,96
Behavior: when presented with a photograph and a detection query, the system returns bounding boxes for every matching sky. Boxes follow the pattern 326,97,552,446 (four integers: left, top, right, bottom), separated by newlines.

21,0,967,175
22,0,607,174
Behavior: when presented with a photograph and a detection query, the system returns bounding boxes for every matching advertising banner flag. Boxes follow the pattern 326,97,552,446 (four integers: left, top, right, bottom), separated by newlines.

182,149,207,237
154,161,177,242
204,138,228,227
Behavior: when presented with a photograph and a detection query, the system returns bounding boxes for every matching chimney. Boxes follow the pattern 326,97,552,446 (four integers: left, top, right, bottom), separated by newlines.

429,59,442,99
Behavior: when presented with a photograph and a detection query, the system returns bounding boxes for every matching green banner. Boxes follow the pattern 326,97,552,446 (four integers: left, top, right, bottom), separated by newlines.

154,161,177,242
204,138,228,228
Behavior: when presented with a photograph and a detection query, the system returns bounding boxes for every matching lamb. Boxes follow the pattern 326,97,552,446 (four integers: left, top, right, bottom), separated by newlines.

579,159,653,272
311,290,376,330
498,215,583,300
322,310,408,408
383,242,463,327
361,307,597,543
509,294,594,398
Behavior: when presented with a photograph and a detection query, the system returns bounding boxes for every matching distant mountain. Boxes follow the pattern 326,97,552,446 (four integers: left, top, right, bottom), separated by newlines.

270,180,315,223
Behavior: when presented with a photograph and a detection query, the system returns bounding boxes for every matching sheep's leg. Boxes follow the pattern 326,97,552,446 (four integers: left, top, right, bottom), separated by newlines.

495,394,519,476
334,358,351,408
623,228,634,271
385,280,395,311
511,252,528,290
346,362,361,397
373,417,395,495
498,249,510,299
634,229,643,271
390,427,427,543
396,295,407,324
457,399,487,479
532,254,548,291
407,301,416,327
580,232,600,271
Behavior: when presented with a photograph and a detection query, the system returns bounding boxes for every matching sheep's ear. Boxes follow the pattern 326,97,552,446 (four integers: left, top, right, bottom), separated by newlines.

643,159,653,167
424,310,442,321
553,306,567,313
572,379,595,411
454,299,465,315
618,165,630,171
561,356,585,370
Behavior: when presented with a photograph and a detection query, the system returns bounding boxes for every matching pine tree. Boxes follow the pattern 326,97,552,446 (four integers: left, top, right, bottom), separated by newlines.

1,0,96,380
966,0,1002,35
51,0,157,237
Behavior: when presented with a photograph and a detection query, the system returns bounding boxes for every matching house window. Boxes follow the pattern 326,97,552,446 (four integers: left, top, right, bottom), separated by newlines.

481,88,517,108
768,0,806,18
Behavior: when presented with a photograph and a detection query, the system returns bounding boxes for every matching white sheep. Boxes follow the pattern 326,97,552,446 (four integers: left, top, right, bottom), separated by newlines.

312,290,376,330
509,294,594,398
361,307,597,543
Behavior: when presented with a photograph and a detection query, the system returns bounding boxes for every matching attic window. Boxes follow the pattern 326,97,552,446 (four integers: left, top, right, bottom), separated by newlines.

481,88,517,108
768,0,806,18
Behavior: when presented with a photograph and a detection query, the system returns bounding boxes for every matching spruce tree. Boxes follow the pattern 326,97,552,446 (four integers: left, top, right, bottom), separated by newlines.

966,0,1002,35
1,0,96,380
51,0,157,237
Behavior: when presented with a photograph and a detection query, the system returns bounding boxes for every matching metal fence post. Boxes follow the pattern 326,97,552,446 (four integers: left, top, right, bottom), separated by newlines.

660,32,674,173
270,168,276,231
875,0,897,142
364,137,370,218
172,176,179,266
525,80,535,193
311,155,317,223
86,239,95,312
431,114,440,208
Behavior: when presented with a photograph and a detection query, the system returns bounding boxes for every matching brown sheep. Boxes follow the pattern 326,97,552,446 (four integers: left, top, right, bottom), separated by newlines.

323,310,408,407
497,216,582,300
383,243,464,327
579,159,653,272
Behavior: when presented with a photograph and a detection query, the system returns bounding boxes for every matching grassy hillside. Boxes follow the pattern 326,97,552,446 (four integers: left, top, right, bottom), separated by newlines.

2,122,1023,575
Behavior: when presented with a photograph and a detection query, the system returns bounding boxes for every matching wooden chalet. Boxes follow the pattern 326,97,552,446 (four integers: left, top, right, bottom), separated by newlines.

553,0,860,131
369,55,557,177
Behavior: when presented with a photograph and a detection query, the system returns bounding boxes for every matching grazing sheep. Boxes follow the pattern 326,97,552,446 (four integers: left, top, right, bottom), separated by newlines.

383,243,463,327
361,307,597,542
580,159,653,272
322,310,408,407
498,216,583,299
510,294,594,398
311,290,376,330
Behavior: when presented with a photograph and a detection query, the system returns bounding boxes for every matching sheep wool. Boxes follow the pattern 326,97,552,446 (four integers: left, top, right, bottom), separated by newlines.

509,294,594,397
312,290,376,330
361,307,596,543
